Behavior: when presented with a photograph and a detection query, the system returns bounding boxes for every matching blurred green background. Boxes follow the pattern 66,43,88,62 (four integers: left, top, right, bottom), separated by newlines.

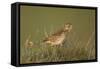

20,5,95,64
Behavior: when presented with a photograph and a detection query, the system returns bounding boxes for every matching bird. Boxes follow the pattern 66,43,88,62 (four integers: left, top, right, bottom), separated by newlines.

43,23,72,46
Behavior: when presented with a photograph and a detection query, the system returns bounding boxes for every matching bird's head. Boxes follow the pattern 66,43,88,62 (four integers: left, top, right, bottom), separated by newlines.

64,23,72,32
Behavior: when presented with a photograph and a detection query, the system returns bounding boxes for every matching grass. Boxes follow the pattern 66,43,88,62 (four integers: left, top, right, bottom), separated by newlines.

20,31,95,64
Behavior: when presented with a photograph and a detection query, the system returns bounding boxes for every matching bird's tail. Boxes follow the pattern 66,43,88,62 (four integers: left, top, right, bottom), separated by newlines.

43,39,47,42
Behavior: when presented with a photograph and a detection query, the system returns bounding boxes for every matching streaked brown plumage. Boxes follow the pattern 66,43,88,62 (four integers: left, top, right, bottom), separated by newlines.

43,23,72,46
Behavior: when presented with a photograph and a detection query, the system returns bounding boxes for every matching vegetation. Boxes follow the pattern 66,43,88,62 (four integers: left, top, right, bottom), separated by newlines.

20,30,95,64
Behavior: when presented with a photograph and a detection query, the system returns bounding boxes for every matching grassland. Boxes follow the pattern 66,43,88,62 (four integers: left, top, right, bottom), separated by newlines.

20,6,96,64
20,31,95,64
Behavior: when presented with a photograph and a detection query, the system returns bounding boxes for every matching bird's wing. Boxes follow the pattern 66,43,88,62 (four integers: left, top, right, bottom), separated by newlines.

45,35,60,42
